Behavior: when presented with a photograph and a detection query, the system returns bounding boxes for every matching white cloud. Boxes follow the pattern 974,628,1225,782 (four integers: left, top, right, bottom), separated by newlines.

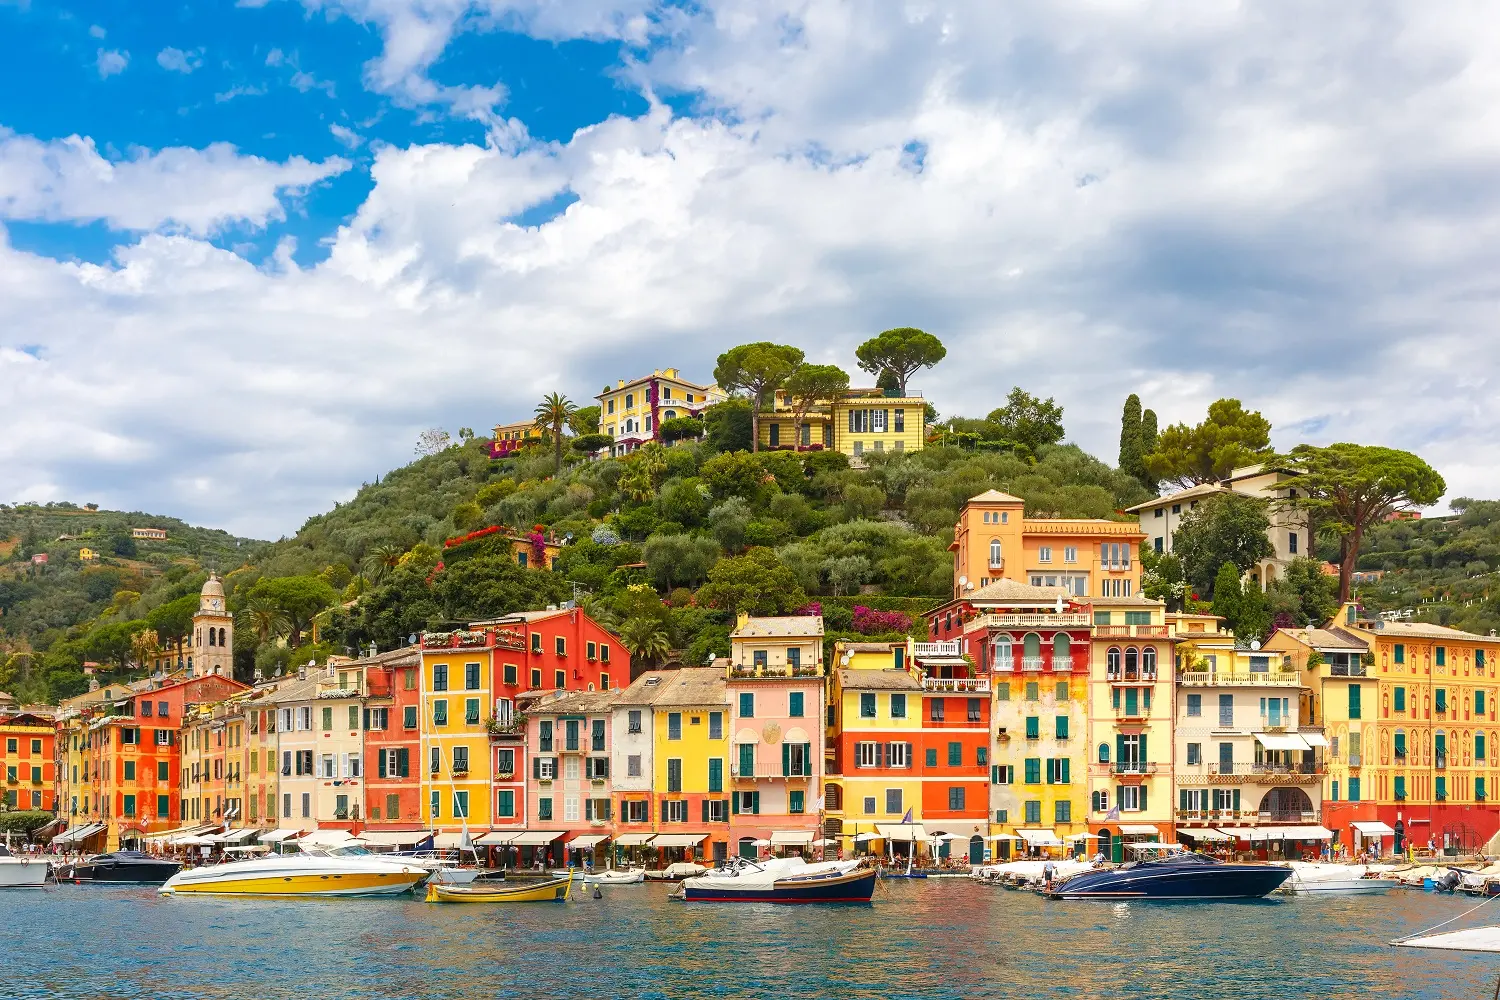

88,25,106,40
95,49,129,78
329,123,363,148
157,47,204,74
6,0,1500,536
0,131,350,235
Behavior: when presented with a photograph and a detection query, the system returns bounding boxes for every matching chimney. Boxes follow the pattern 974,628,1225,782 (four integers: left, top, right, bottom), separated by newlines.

297,665,307,680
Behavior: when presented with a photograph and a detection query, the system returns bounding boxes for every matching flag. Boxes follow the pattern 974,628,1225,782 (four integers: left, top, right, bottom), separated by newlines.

901,808,913,824
1105,805,1120,821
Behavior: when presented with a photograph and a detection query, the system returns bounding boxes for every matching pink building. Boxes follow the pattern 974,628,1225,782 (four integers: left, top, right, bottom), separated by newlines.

726,615,827,859
516,688,619,868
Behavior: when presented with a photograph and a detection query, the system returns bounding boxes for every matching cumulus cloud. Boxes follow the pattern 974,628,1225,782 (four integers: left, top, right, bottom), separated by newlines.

5,0,1500,536
95,49,128,78
0,131,350,234
156,47,203,74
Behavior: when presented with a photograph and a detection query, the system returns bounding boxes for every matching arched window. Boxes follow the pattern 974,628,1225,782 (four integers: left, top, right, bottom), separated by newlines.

992,634,1014,671
989,540,1002,567
1124,647,1139,677
1097,829,1112,860
1142,647,1157,676
219,628,227,647
1053,633,1071,659
207,629,216,647
1107,647,1121,678
1098,743,1110,764
1022,633,1041,669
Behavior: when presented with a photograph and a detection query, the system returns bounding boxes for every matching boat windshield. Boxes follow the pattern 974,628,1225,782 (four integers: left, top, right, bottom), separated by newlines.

322,845,375,858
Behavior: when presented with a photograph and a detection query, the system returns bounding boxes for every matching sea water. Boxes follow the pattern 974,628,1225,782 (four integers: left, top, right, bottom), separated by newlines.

4,880,1494,999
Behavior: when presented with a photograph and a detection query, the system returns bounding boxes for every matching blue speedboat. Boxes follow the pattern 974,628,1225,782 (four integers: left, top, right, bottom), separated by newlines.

1047,846,1291,900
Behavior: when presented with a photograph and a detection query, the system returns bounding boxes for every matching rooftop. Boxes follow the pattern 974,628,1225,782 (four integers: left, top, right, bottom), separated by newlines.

617,667,727,708
966,578,1074,604
1355,619,1500,643
966,489,1025,505
1124,482,1232,514
529,688,622,716
731,615,825,639
1087,595,1167,607
1279,626,1369,652
835,668,921,692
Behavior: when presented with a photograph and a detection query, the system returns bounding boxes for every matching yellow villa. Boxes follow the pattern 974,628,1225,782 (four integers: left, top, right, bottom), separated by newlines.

950,490,1145,602
757,385,927,458
597,368,725,457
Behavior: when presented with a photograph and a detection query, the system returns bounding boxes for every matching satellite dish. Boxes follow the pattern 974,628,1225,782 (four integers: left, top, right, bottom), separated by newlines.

959,576,968,587
1251,640,1261,651
408,633,418,646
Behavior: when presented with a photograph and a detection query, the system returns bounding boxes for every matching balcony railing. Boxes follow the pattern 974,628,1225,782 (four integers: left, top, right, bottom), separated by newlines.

922,676,990,693
913,641,960,658
1095,624,1168,638
971,613,1092,629
728,664,823,679
1177,671,1302,687
1250,762,1325,777
1021,657,1046,672
1092,762,1157,776
1107,670,1158,684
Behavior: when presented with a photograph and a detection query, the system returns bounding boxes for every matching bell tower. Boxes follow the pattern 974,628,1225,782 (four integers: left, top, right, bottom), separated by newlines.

192,574,234,678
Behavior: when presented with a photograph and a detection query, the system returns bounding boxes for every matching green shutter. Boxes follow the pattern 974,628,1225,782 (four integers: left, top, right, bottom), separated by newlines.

397,748,409,777
732,793,740,815
1139,733,1148,761
1139,785,1148,812
1061,758,1070,784
1231,788,1239,811
1180,789,1189,811
1395,732,1406,756
751,791,760,815
1045,759,1055,785
1056,716,1069,740
701,799,709,823
377,751,387,778
782,742,791,777
1116,735,1125,767
992,765,1000,784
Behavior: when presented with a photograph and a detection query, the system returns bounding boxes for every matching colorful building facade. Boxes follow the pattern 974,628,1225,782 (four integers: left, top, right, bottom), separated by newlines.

757,386,928,457
1,710,55,813
598,368,725,456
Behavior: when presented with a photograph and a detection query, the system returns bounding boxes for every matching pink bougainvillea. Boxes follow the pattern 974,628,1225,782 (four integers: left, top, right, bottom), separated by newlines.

794,601,823,617
852,605,912,634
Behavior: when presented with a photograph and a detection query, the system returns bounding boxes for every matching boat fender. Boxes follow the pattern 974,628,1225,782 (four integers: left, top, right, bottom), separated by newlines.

592,886,602,899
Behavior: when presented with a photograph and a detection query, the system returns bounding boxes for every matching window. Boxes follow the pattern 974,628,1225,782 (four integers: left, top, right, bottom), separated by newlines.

555,637,566,657
1025,716,1040,740
1024,758,1041,784
554,669,565,689
1348,684,1362,720
1025,682,1039,701
1049,758,1071,784
738,742,755,777
884,788,904,815
1039,546,1052,564
930,699,945,722
1435,688,1447,713
1348,777,1361,802
591,719,607,751
888,742,910,768
789,692,805,717
1186,694,1202,718
1054,801,1072,823
1024,800,1041,824
855,742,879,768
1479,691,1488,715
1187,743,1201,765
740,692,756,718
1437,646,1447,667
530,668,542,688
601,644,610,663
536,757,557,780
948,787,965,810
322,706,334,731
503,663,518,685
433,664,448,691
465,698,480,725
989,540,1003,567
668,713,682,740
433,700,448,726
452,746,469,773
1394,687,1407,713
943,741,960,766
1119,785,1143,811
320,754,336,779
1218,694,1233,727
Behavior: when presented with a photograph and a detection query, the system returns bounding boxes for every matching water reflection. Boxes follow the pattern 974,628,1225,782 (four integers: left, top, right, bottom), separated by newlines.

4,882,1497,1000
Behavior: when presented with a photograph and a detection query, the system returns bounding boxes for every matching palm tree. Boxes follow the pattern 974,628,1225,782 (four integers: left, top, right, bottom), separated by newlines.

129,628,160,671
620,617,671,668
364,543,406,582
534,392,577,474
238,597,291,647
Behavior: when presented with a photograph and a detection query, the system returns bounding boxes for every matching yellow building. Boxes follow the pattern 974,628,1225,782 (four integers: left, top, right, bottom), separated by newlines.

950,489,1144,601
758,386,926,458
240,685,281,828
489,420,545,458
1086,595,1178,858
597,368,725,457
420,641,494,834
78,547,98,562
824,640,924,855
1266,606,1500,854
645,667,729,862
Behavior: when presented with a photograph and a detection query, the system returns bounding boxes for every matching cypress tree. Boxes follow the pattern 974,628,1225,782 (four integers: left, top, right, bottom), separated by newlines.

1137,408,1159,491
1119,395,1143,473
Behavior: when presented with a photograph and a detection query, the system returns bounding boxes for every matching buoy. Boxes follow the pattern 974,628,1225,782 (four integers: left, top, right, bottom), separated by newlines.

592,886,602,899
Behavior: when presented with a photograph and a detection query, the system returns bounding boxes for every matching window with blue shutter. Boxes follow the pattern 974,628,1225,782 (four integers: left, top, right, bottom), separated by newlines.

1056,716,1069,740
740,693,755,718
738,743,754,777
1394,687,1406,712
709,758,723,793
948,742,962,766
1025,716,1039,739
789,692,804,717
948,787,965,810
925,747,937,767
1024,758,1041,784
1348,684,1361,719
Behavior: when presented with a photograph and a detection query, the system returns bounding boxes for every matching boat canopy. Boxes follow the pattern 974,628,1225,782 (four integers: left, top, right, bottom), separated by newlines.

652,833,709,848
613,833,657,847
1255,733,1312,751
1016,829,1062,846
259,828,305,843
1352,821,1396,836
770,831,816,846
874,823,928,842
566,835,607,849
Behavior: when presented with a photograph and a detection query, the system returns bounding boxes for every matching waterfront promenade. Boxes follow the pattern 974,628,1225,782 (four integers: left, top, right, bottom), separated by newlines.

4,880,1493,999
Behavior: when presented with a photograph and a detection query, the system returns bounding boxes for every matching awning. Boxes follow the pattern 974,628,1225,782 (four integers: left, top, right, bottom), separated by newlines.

1217,827,1262,841
173,835,217,847
507,831,566,847
1300,733,1329,747
1353,821,1396,837
853,832,880,842
259,828,305,843
1017,829,1062,846
144,823,212,842
208,829,260,844
613,833,657,847
474,831,517,847
770,830,816,846
360,830,435,848
1180,829,1233,841
875,823,928,842
1119,825,1160,836
1255,733,1311,751
1268,825,1334,840
434,833,480,849
567,835,607,850
988,833,1022,841
54,822,105,844
651,833,709,848
915,656,970,667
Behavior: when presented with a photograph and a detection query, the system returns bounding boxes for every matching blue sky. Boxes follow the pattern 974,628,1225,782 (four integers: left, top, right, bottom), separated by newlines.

1,0,1498,538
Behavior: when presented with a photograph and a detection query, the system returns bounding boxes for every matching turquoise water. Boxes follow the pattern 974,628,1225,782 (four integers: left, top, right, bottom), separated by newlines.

6,880,1497,999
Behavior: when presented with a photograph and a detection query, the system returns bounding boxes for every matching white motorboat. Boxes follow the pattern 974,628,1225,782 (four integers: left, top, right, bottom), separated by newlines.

584,867,646,885
1282,862,1395,895
681,856,875,902
972,859,1094,887
0,845,48,888
645,861,708,881
159,845,429,897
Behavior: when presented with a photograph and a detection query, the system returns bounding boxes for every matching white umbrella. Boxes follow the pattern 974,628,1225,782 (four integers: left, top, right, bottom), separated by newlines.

854,833,879,842
817,838,838,846
988,833,1022,841
753,839,771,847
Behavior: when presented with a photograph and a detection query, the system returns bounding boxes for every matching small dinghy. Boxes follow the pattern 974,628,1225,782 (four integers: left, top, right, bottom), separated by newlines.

585,868,645,885
426,874,571,903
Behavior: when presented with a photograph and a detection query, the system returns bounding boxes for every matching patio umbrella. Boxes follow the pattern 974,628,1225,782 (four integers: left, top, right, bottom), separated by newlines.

854,833,879,842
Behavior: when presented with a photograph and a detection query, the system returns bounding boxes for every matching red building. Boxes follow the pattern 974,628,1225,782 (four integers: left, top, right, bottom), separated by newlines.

361,647,424,844
914,659,992,861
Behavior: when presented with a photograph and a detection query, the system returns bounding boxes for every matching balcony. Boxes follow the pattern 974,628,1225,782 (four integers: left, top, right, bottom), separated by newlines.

971,612,1092,630
1021,657,1046,672
1092,762,1157,776
1095,624,1167,638
913,641,960,658
728,664,823,680
1107,670,1159,685
1178,671,1302,687
922,676,990,693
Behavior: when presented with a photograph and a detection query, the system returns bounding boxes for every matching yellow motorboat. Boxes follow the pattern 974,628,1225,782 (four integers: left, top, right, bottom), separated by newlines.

425,874,571,903
159,846,428,897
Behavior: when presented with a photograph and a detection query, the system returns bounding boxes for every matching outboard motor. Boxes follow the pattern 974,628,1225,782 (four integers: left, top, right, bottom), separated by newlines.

1437,870,1462,894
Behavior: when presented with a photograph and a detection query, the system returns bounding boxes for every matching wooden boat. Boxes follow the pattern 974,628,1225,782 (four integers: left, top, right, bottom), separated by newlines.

425,873,571,903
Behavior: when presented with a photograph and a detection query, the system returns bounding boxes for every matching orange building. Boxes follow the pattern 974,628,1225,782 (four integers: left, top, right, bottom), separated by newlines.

949,489,1145,601
1,710,55,813
360,647,425,844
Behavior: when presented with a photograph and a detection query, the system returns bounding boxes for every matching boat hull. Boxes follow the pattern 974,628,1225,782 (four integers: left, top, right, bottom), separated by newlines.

683,869,876,903
0,859,49,888
426,876,571,902
1287,877,1393,895
1051,864,1291,900
164,870,426,896
68,860,181,884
